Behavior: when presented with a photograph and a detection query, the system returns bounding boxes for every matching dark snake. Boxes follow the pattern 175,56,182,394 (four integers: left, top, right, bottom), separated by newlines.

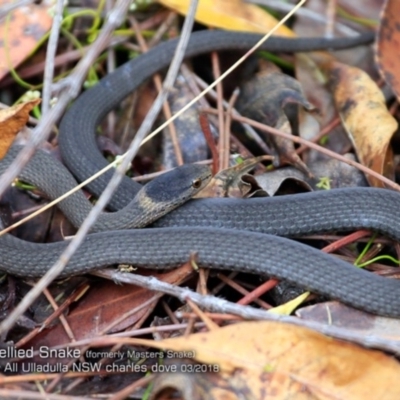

3,30,400,318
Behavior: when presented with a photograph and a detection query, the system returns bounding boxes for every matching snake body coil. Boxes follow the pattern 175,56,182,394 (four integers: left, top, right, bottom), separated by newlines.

2,30,399,318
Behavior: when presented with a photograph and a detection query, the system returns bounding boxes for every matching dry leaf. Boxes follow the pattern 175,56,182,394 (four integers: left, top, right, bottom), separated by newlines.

376,0,400,102
0,99,41,158
255,167,312,196
149,321,400,399
157,0,294,35
199,156,272,198
255,153,367,195
326,61,397,187
236,69,315,177
0,1,52,80
26,263,195,357
297,301,400,345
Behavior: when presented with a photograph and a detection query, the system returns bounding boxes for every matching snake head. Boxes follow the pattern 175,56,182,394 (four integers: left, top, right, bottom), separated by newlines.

133,164,212,226
146,164,211,203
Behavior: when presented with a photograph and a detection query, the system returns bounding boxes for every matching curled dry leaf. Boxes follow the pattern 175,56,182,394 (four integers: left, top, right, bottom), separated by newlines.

376,0,400,101
255,153,367,196
148,321,400,399
326,61,397,187
0,99,41,158
199,155,272,198
0,0,52,80
236,69,316,177
255,167,311,196
157,0,294,35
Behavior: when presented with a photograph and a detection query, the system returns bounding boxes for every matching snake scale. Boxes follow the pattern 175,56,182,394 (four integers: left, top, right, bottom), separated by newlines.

3,30,400,318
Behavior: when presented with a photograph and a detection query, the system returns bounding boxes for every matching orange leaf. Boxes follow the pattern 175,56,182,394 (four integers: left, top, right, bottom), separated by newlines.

0,1,52,80
0,99,41,158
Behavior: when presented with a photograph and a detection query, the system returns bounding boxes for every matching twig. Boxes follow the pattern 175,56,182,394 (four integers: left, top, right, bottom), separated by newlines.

106,0,117,140
325,0,338,38
199,113,219,174
148,10,177,47
235,277,277,307
296,116,341,155
211,51,225,171
216,273,273,309
92,269,400,354
41,0,64,115
223,88,240,168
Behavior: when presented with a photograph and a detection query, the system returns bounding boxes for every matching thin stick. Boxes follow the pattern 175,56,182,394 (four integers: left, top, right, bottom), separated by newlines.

41,0,64,115
199,112,219,174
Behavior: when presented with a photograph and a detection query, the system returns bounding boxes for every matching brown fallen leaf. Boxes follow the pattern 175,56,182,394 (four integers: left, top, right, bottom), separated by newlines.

0,0,52,80
376,0,400,102
297,301,400,344
325,60,397,187
0,99,41,158
146,321,400,399
26,263,196,358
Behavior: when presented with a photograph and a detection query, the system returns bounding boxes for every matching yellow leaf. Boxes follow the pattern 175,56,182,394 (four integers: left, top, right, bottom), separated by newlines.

154,321,400,399
326,61,398,187
268,291,310,315
158,0,294,36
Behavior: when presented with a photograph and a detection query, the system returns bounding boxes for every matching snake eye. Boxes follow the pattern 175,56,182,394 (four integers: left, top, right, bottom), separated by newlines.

192,178,202,189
